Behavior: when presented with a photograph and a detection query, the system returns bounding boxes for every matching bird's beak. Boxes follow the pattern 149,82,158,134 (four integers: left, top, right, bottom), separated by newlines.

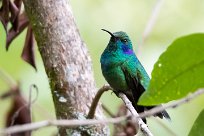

101,29,115,38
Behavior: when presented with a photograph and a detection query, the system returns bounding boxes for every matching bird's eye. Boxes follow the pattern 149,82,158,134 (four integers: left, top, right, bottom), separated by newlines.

121,39,128,44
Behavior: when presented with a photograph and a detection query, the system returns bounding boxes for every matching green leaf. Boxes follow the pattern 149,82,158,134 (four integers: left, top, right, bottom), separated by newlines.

188,109,204,136
139,33,204,105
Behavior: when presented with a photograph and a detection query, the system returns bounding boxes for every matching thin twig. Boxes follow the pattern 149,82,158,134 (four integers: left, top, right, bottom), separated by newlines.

0,68,17,87
1,88,204,135
10,84,39,126
102,104,115,118
27,84,38,122
137,0,164,55
118,93,153,136
87,84,112,119
10,104,27,126
138,88,204,119
0,117,127,135
28,84,39,122
0,87,19,99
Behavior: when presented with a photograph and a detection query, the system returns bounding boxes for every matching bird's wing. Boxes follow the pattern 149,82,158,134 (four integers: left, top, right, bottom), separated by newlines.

120,56,150,104
121,59,171,120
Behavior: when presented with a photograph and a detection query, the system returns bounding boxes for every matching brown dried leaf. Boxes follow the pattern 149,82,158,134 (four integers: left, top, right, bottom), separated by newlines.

12,0,22,31
0,88,18,99
14,0,22,8
0,0,10,31
5,87,31,136
21,25,36,70
9,0,19,23
6,12,29,50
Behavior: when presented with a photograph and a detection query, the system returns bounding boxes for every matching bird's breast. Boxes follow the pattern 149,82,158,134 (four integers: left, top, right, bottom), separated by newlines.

101,64,128,91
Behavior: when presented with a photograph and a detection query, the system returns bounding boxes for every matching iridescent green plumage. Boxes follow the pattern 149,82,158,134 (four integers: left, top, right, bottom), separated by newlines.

100,29,170,122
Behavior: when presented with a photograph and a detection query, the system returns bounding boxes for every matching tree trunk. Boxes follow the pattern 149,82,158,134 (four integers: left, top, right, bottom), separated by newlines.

22,0,109,135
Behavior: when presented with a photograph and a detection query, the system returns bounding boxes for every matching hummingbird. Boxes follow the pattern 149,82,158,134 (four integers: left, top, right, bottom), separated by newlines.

100,29,170,123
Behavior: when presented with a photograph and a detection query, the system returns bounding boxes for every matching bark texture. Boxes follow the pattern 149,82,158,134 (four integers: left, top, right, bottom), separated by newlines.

22,0,109,135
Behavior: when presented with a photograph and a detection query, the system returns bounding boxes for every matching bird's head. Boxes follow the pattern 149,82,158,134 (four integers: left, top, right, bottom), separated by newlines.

102,29,133,55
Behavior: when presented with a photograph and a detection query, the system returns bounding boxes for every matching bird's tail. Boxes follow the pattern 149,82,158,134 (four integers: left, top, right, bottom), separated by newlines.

145,106,171,121
125,94,171,122
155,109,171,121
161,110,171,121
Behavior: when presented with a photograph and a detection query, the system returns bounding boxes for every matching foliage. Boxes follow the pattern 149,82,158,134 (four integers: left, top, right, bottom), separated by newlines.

188,109,204,136
139,33,204,105
138,33,204,136
0,0,36,69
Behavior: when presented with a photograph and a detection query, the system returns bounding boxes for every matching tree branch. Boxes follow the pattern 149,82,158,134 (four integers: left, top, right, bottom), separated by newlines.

102,104,116,118
138,88,204,119
137,0,164,55
0,68,17,88
89,85,153,135
22,0,109,135
142,0,164,40
118,93,153,136
1,88,204,135
87,84,112,119
0,117,127,135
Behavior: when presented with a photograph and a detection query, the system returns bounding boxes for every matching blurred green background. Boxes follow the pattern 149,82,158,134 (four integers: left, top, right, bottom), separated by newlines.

1,0,204,135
